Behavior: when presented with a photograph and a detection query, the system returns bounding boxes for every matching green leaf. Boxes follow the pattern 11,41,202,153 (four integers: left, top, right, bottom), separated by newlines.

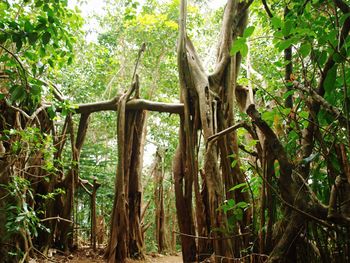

236,201,249,209
12,33,23,51
24,20,33,33
47,105,56,119
317,51,327,66
234,210,243,221
230,38,246,56
243,26,255,38
271,16,282,29
240,42,248,57
30,84,41,96
42,31,51,45
282,20,293,36
10,85,26,103
283,89,296,100
48,59,54,67
230,37,249,57
262,110,276,123
35,0,43,7
231,159,238,168
0,33,7,44
229,182,247,192
323,65,337,91
68,56,73,65
227,199,235,208
299,43,311,58
340,13,350,25
28,32,38,45
276,39,292,51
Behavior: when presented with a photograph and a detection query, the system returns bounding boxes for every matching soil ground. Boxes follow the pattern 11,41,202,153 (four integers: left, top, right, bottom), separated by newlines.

35,248,182,263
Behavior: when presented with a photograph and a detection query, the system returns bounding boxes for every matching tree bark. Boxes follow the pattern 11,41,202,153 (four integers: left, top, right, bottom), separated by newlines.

106,78,146,263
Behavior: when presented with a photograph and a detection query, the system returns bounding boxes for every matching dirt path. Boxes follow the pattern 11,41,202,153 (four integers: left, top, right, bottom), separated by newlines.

40,249,183,263
138,254,182,263
67,254,183,263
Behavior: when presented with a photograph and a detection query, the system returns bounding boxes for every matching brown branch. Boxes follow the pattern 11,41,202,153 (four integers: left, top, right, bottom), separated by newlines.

254,162,333,229
211,0,253,81
79,179,92,196
75,97,184,114
131,44,146,83
141,199,151,222
173,230,250,240
142,222,152,233
262,0,273,18
207,121,251,143
198,253,268,261
75,113,90,152
75,96,120,114
41,216,73,224
294,82,347,128
126,99,184,114
32,246,58,263
333,0,350,13
0,44,28,89
42,80,65,102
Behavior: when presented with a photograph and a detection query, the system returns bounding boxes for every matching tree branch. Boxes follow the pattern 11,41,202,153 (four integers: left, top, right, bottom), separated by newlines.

74,97,184,115
333,0,350,13
294,81,347,128
207,121,252,143
262,0,273,18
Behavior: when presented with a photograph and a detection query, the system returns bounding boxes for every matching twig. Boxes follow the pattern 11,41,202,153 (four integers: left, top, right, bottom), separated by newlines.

41,216,73,224
198,252,268,261
251,162,333,229
32,246,59,263
262,0,273,18
173,230,250,240
131,43,146,84
294,81,347,129
207,122,251,143
79,180,92,196
0,44,28,89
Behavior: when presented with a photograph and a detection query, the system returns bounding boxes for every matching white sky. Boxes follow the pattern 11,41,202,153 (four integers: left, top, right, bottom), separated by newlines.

69,0,227,16
68,0,227,42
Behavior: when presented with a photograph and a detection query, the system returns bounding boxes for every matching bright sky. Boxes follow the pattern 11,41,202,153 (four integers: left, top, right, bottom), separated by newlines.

68,0,228,21
68,0,227,42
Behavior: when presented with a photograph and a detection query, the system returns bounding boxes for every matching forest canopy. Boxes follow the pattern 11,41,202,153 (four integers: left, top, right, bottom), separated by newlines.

1,0,350,263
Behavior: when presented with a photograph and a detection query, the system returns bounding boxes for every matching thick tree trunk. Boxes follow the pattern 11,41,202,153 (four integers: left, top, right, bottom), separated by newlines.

106,78,146,263
176,0,252,260
152,150,167,253
128,110,146,259
173,121,197,262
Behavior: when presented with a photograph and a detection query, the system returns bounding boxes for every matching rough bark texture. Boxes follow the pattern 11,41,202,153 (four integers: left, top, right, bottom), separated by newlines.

176,0,252,261
152,150,167,253
106,78,146,263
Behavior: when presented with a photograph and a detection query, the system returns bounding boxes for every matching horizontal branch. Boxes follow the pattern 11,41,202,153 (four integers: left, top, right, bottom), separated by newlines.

75,97,183,115
207,121,251,143
173,230,250,240
75,97,120,114
126,99,184,114
41,216,73,224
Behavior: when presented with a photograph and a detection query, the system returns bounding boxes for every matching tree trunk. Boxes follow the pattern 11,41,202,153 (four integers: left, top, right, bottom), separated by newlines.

153,150,167,253
106,78,146,263
176,0,252,260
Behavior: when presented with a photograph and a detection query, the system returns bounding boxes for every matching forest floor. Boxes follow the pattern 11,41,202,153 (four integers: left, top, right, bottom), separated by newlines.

36,248,182,263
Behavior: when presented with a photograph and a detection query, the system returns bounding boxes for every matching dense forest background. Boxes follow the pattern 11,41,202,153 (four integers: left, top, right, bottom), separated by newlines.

1,0,350,262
